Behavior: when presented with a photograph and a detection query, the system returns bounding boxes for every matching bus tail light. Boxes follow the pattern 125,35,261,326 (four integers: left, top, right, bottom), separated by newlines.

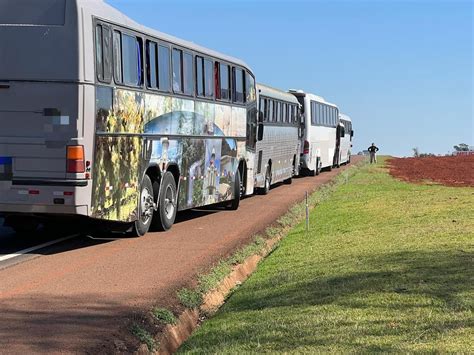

303,140,310,155
67,145,85,173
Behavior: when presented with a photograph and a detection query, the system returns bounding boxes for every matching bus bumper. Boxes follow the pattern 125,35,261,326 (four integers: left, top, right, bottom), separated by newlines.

0,181,91,217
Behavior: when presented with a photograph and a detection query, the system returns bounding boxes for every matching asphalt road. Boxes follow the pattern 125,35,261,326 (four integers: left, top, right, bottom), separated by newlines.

0,158,361,353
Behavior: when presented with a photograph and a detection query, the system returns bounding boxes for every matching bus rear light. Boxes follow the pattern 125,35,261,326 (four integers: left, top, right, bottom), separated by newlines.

66,145,85,173
29,190,40,195
303,140,310,155
64,191,74,196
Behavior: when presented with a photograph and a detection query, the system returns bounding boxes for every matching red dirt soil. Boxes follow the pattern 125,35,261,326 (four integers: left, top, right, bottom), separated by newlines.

388,155,474,187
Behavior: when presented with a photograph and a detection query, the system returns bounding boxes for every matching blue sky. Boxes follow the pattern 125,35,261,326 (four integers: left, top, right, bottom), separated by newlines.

107,0,473,157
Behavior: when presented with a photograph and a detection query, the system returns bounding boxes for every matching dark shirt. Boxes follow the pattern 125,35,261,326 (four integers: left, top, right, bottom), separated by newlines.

368,146,379,153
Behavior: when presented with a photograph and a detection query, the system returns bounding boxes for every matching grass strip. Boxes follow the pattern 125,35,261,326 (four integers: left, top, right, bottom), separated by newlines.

178,158,474,353
176,160,366,311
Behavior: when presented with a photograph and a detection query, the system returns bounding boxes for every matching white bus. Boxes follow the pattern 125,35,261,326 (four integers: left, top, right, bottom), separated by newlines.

0,0,258,236
255,84,301,194
337,113,354,165
289,90,339,175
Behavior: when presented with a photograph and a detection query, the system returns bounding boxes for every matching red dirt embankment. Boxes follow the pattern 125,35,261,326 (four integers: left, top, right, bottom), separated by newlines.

388,155,474,187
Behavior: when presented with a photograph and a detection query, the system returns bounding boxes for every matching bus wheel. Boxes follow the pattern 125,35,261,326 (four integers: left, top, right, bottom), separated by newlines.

153,172,177,231
228,170,241,210
133,175,155,237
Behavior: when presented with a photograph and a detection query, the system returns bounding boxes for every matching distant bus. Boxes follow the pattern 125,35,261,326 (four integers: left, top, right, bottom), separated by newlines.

290,90,339,175
0,0,258,235
337,114,354,165
255,84,301,194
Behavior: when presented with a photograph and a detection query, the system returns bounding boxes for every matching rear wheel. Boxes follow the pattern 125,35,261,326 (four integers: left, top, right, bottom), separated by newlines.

133,175,155,237
228,170,241,210
152,172,177,231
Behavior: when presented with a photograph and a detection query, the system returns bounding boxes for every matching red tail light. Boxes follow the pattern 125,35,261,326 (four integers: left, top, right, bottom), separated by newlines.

67,146,85,173
303,140,310,155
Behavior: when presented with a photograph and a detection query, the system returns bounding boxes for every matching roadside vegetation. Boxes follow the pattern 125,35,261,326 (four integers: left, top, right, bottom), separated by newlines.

179,158,474,353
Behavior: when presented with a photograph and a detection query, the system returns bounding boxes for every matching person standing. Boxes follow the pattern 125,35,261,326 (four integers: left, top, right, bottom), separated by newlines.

368,143,379,164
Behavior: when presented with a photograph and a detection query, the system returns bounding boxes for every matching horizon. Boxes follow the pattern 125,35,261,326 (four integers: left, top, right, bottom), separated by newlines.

106,0,473,157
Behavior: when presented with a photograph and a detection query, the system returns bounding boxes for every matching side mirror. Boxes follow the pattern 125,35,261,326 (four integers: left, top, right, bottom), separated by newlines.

351,130,354,138
257,123,264,141
341,127,345,137
258,111,264,123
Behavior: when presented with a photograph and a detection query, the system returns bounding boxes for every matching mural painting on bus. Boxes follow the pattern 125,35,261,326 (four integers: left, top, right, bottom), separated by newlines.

144,99,240,210
92,88,246,221
92,87,144,222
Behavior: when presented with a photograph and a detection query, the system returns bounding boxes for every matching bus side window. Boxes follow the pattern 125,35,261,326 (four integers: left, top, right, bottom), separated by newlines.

245,72,256,103
158,45,171,92
204,58,213,99
146,41,158,89
220,63,230,101
102,26,112,82
172,48,183,93
233,67,244,104
95,25,103,82
214,62,220,100
196,56,204,97
183,52,194,96
121,34,142,87
113,30,122,84
268,100,273,122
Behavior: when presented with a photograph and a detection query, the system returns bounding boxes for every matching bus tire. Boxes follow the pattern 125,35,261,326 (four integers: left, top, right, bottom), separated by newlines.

153,172,177,231
284,176,293,184
133,175,156,236
228,170,241,210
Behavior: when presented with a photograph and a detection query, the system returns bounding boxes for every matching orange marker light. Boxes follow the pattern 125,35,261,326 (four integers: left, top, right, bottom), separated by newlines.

67,146,84,160
66,145,85,173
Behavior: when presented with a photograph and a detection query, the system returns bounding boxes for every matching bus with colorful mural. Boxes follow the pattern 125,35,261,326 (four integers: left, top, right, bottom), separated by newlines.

255,84,301,194
0,0,257,235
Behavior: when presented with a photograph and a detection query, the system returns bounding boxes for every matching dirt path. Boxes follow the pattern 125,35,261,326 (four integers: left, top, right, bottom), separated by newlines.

388,155,474,187
0,158,361,353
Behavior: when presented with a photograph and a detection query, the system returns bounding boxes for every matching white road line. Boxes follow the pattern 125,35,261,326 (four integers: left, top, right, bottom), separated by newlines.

0,234,79,263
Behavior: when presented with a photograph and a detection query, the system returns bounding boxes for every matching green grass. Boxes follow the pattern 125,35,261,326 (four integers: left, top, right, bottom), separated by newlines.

177,287,203,309
152,307,178,325
179,158,474,353
130,323,156,352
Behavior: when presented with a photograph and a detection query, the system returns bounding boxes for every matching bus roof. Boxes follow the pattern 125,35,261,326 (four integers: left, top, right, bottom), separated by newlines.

288,89,338,108
80,0,254,75
339,113,352,122
257,83,299,104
